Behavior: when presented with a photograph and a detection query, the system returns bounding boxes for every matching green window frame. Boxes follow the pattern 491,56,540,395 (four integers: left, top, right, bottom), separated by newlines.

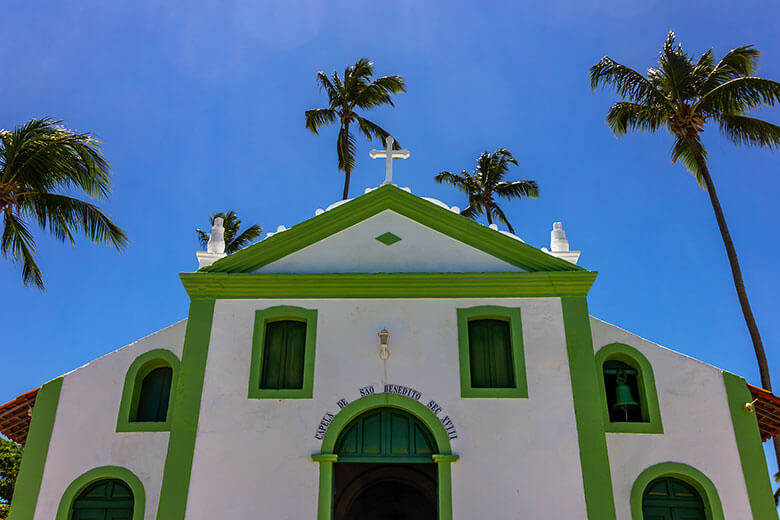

456,306,527,398
248,305,318,399
595,343,663,434
116,349,180,432
630,462,724,520
56,466,146,520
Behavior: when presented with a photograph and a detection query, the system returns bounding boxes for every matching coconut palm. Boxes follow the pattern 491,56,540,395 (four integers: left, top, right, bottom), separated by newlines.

434,148,538,234
305,58,405,200
0,118,127,290
590,31,780,389
196,210,262,254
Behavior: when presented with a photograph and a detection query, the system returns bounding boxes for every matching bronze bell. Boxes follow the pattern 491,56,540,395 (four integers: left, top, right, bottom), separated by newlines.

612,369,640,411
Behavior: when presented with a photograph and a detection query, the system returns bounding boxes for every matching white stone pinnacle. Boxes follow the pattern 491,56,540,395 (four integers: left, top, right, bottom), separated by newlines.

542,221,581,265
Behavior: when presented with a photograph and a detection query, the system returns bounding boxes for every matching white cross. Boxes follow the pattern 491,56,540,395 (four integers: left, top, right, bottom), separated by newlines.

369,136,410,185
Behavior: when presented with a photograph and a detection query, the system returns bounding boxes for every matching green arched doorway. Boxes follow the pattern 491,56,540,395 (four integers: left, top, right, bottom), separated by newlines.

333,407,438,520
71,479,134,520
642,477,706,520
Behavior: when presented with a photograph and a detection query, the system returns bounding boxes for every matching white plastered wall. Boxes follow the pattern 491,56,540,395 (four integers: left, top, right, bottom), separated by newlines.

186,297,587,520
33,319,187,520
254,210,525,273
590,317,751,519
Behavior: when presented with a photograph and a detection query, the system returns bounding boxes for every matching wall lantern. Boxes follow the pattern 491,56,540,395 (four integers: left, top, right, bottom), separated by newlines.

378,329,391,360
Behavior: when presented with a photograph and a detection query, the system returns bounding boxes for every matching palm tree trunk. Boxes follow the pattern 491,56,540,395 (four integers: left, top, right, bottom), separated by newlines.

341,122,352,200
686,136,780,470
485,207,493,226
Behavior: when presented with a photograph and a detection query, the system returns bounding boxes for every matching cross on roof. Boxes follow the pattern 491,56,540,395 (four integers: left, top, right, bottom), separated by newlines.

369,136,410,185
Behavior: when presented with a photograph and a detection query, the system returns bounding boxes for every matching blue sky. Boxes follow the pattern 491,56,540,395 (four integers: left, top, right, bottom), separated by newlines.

2,0,779,469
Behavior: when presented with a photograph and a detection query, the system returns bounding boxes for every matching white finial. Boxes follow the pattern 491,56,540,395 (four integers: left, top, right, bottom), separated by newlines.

196,216,227,268
542,221,581,265
369,136,410,185
207,217,226,254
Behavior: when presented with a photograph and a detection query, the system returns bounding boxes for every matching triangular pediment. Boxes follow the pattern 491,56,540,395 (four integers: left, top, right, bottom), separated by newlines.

199,185,583,274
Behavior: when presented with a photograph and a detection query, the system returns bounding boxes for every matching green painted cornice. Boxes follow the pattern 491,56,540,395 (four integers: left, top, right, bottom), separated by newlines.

199,184,585,274
179,271,598,299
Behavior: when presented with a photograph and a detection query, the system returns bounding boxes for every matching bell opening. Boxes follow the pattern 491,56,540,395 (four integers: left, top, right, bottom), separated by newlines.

603,360,644,423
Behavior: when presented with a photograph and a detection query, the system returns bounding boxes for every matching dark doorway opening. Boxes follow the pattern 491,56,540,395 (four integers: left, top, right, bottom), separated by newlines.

334,463,437,520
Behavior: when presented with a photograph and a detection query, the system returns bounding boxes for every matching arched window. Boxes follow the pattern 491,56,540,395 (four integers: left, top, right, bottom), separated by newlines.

643,477,705,519
71,479,133,519
57,466,145,520
116,349,180,432
335,407,437,461
134,366,172,422
595,343,663,434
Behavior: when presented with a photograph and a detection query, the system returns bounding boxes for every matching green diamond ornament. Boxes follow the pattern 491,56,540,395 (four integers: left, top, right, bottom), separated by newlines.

375,232,402,246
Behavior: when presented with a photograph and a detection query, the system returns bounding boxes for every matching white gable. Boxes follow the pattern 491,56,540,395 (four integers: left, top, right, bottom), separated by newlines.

254,210,525,273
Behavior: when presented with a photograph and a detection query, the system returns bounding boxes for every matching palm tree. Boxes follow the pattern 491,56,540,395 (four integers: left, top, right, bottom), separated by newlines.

435,148,538,234
0,118,127,290
196,210,261,254
590,32,780,469
305,58,406,200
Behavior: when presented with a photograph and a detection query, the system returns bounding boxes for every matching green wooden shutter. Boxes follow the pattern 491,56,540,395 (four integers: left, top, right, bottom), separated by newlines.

334,408,437,461
261,320,307,389
134,366,172,422
468,319,514,388
72,480,133,520
642,478,706,520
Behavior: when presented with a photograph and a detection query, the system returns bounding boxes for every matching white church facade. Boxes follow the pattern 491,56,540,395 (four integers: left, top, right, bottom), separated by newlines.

2,183,779,519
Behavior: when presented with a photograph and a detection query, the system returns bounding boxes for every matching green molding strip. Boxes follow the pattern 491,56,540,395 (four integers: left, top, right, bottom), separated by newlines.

116,348,181,432
8,376,63,520
201,184,583,274
595,343,663,434
560,297,616,519
180,271,598,300
56,465,146,520
456,306,528,398
313,393,457,520
375,232,401,245
722,372,778,519
629,462,724,520
156,299,216,520
248,306,318,399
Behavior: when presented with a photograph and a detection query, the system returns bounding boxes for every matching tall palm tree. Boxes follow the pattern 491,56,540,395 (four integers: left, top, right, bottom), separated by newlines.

0,118,127,290
305,58,405,200
590,32,780,469
434,148,538,234
196,210,262,254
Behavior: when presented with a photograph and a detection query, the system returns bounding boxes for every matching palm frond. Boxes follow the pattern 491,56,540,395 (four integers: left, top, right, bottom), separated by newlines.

718,115,780,149
670,137,707,187
354,115,394,145
354,76,406,109
490,204,515,234
196,228,210,249
336,126,357,174
305,108,338,135
316,72,340,106
590,57,670,107
654,30,695,102
494,180,539,199
17,192,127,248
434,171,472,194
1,212,43,289
227,224,262,253
606,102,669,135
460,204,481,220
697,77,780,115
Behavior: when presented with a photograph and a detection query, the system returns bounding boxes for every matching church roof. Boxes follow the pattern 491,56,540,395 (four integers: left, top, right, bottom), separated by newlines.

198,184,583,274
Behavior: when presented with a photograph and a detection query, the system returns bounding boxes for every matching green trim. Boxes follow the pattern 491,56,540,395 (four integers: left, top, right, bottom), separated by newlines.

56,466,146,520
722,372,778,519
180,271,598,300
375,232,401,245
595,343,663,434
313,393,456,520
8,377,63,520
156,299,215,520
630,462,724,520
456,306,528,398
201,184,584,274
248,306,318,399
116,349,180,432
560,297,616,519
